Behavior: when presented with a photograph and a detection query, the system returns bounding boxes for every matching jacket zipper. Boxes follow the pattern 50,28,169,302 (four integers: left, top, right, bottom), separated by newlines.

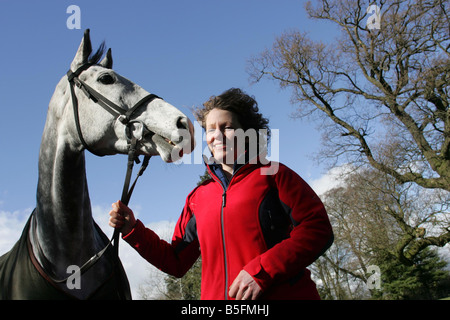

220,190,227,299
205,161,250,300
205,165,229,300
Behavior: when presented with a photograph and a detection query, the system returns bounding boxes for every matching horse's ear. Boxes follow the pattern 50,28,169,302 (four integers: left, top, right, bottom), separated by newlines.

99,48,113,69
70,29,92,71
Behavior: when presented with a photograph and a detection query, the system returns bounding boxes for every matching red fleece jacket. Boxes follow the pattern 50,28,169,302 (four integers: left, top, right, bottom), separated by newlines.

123,161,333,300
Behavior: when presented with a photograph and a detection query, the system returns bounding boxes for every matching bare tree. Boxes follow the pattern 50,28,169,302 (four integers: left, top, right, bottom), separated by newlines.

249,0,450,190
248,0,450,253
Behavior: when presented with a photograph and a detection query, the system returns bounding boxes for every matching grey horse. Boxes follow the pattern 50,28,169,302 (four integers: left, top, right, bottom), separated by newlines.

0,30,194,300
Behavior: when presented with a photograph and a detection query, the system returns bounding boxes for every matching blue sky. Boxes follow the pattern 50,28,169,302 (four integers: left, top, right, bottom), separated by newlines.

0,0,341,224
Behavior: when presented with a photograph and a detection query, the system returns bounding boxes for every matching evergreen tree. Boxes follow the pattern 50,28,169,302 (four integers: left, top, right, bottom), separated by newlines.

373,248,450,300
164,257,202,300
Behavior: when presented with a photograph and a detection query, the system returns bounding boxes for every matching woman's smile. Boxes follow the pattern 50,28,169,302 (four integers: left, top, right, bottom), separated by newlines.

205,108,243,168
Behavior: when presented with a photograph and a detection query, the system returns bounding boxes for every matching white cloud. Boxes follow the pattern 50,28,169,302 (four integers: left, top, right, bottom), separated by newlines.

0,208,33,255
93,205,176,300
309,164,354,196
437,244,450,270
117,221,176,300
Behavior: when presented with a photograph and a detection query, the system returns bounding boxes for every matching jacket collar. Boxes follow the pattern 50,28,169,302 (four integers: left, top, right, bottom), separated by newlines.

203,151,267,189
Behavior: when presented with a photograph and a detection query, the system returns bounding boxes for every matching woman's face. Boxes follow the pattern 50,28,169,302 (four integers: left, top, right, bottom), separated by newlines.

205,108,243,165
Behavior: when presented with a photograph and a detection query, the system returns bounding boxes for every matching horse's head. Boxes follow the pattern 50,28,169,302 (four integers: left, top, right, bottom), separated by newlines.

60,30,194,162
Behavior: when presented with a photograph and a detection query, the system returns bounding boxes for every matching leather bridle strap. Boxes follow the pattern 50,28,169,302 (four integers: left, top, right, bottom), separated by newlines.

72,76,161,124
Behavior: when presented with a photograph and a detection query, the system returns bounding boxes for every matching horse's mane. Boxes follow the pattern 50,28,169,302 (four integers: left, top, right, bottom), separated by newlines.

88,41,106,65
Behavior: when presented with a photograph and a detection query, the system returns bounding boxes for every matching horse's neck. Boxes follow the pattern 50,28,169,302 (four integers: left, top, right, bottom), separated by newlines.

35,112,101,276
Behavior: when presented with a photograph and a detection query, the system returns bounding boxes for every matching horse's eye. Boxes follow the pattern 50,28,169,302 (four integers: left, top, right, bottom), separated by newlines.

98,74,115,85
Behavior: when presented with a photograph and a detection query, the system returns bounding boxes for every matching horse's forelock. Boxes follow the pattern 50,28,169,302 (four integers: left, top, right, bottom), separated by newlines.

88,41,107,65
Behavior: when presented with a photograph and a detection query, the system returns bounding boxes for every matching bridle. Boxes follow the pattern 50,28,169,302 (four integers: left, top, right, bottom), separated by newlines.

31,63,159,292
66,62,161,157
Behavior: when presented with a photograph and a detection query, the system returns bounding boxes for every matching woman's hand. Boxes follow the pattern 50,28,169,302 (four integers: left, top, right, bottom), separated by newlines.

109,200,136,236
229,270,262,300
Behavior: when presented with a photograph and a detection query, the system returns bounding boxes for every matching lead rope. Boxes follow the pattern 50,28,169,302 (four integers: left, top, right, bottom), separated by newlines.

112,136,151,257
112,138,151,300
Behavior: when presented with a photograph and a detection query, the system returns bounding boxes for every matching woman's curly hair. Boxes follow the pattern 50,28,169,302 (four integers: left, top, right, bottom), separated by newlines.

194,88,270,139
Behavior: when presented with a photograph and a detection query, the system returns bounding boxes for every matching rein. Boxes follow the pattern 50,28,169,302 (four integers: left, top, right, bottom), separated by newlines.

31,63,158,285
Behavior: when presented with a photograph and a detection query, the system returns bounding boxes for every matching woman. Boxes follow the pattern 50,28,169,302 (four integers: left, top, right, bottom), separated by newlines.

109,88,333,300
